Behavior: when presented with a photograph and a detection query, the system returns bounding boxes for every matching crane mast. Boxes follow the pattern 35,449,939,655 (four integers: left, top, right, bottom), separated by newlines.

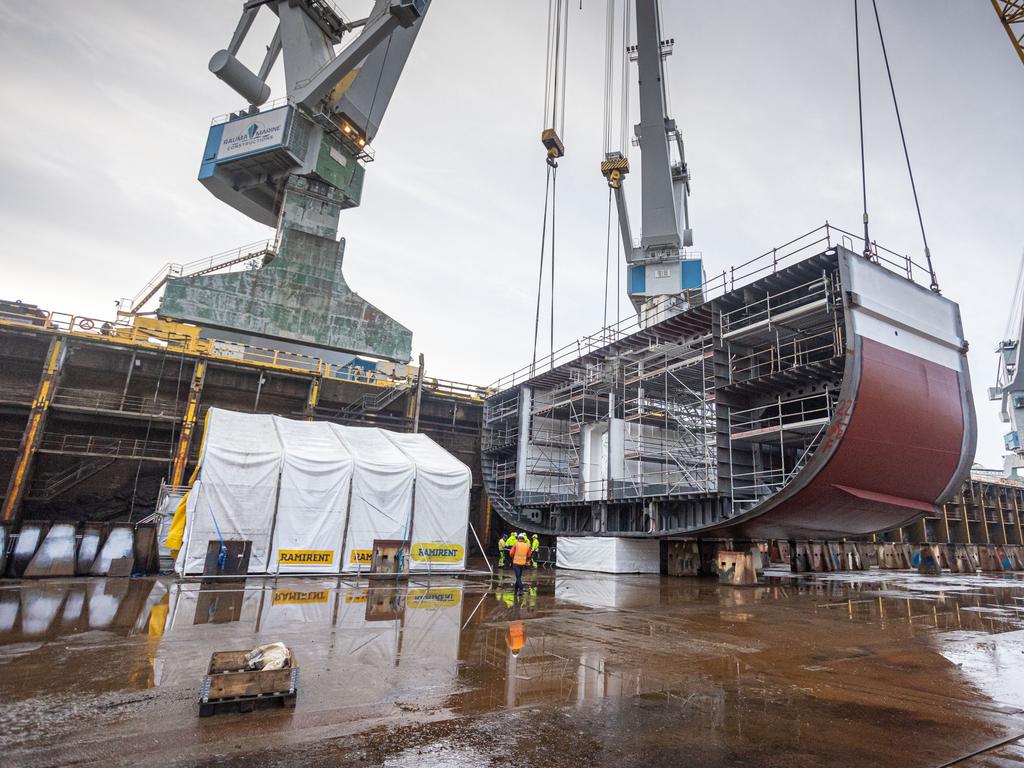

156,1,431,364
991,253,1024,477
601,0,700,327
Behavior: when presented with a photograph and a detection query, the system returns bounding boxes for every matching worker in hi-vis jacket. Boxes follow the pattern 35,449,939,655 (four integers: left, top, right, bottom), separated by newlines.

509,533,532,594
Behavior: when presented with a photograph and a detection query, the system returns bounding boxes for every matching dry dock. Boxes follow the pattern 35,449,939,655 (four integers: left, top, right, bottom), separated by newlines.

0,568,1022,767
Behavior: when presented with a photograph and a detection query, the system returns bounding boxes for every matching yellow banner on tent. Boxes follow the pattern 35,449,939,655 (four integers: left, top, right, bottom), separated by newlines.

410,543,464,563
279,549,334,566
349,549,373,565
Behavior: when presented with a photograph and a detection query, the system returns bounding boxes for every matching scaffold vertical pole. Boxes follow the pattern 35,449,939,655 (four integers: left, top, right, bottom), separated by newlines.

2,336,65,525
170,359,207,486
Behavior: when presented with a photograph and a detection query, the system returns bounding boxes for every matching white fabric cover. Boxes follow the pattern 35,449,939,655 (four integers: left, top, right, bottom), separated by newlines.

91,526,135,575
331,425,415,573
176,409,282,575
384,432,471,572
26,524,77,574
556,536,660,574
269,418,352,573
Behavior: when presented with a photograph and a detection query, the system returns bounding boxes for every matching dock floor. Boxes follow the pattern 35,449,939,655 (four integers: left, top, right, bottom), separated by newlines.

0,567,1022,767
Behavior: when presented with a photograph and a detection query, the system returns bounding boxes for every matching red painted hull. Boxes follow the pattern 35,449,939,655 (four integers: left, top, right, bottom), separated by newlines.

735,337,969,538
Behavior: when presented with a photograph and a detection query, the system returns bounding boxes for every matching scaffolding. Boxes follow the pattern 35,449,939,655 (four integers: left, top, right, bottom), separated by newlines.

617,333,715,499
483,224,944,536
721,266,846,513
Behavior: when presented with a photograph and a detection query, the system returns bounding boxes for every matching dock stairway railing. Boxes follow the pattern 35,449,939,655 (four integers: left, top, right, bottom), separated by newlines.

27,454,118,501
122,240,275,316
339,381,412,417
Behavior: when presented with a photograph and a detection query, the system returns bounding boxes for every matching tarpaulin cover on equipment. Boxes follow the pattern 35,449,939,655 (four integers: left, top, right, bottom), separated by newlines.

331,425,415,573
269,417,352,573
384,432,471,572
555,536,660,574
175,409,282,575
169,408,470,575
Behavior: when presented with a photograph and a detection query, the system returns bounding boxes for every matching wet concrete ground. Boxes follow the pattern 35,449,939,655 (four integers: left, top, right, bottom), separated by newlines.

0,566,1023,767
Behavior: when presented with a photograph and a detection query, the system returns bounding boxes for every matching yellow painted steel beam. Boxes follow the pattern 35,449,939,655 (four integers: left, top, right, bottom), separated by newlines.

305,377,321,420
993,0,1024,68
1,337,65,525
170,359,206,486
0,309,488,402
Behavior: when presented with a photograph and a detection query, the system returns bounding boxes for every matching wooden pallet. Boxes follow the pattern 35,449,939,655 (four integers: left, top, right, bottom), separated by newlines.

199,650,298,717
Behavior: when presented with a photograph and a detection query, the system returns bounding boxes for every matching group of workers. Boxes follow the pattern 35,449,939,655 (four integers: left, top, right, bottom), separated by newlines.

497,531,540,593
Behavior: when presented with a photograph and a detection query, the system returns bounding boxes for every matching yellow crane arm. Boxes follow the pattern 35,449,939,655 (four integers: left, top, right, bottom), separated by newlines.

993,0,1024,68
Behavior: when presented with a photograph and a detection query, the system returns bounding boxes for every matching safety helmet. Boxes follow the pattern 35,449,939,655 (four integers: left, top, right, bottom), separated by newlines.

518,533,527,540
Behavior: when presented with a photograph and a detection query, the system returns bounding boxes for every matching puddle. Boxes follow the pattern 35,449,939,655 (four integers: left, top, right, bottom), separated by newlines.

0,568,1022,766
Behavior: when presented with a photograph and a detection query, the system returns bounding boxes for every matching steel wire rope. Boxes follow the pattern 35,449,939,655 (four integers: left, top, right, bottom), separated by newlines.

1005,251,1024,342
621,0,631,158
604,187,613,336
602,0,615,153
870,0,939,293
854,0,872,259
550,165,558,369
531,164,554,376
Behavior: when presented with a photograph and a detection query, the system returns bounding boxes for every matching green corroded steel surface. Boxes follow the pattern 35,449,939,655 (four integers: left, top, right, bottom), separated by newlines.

160,176,412,362
315,135,364,207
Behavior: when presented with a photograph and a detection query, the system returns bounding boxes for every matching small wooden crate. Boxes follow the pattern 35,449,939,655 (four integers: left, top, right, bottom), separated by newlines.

198,649,298,717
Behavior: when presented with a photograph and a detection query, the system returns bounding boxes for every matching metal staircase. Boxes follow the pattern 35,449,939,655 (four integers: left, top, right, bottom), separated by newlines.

27,455,117,501
339,382,411,417
122,240,275,316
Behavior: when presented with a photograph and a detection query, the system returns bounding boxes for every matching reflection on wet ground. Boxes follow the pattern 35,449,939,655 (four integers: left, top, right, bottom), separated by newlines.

0,567,1022,767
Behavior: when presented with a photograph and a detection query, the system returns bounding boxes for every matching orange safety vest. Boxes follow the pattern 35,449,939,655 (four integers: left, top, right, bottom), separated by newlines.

510,541,532,566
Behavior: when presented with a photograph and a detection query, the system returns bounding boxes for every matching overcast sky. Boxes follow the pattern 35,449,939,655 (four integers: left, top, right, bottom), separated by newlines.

1,1,1021,467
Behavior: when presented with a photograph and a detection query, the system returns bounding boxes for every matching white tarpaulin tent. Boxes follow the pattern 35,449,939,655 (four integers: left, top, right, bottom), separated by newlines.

269,417,352,574
331,425,415,573
170,409,471,575
175,409,282,575
556,536,660,574
384,432,471,572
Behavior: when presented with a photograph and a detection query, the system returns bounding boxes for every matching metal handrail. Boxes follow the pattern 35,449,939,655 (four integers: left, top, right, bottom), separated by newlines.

730,326,843,381
37,433,175,460
51,389,184,417
729,391,835,434
127,240,273,314
0,304,489,403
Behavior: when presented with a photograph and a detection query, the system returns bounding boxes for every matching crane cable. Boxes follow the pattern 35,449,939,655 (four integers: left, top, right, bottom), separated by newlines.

549,164,558,369
531,164,554,377
854,0,871,260
870,0,939,294
854,0,940,293
532,0,569,375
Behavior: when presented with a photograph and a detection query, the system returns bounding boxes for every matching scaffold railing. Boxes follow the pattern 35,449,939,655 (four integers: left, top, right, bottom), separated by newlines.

490,222,933,392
